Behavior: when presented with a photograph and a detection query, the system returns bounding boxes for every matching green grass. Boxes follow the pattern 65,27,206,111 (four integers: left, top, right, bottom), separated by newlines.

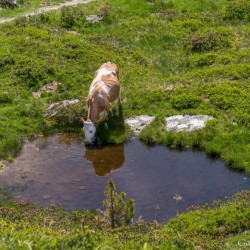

0,190,249,249
0,0,249,172
0,0,67,18
0,1,250,247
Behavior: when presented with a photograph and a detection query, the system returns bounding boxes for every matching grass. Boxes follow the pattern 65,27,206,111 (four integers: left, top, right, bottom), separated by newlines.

0,1,249,170
0,190,249,249
0,0,250,247
0,0,67,18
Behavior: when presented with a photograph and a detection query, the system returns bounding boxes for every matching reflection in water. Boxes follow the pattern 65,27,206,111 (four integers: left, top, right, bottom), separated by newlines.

0,133,249,222
85,145,124,176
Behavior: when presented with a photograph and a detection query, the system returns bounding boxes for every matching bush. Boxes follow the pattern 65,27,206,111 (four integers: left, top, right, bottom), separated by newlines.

171,93,202,110
20,99,45,118
13,57,55,89
103,179,135,228
207,85,247,110
47,101,85,128
223,0,250,20
60,6,86,29
191,53,217,67
0,0,23,8
0,93,14,104
190,28,232,52
0,53,14,69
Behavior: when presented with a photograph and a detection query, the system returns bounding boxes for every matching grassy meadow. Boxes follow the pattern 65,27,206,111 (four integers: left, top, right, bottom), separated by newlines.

0,0,250,248
0,0,249,171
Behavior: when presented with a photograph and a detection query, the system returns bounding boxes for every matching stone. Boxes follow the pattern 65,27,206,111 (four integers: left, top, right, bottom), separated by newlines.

32,81,61,98
125,115,155,135
61,195,72,201
86,14,103,23
165,115,213,132
45,99,80,118
42,195,52,199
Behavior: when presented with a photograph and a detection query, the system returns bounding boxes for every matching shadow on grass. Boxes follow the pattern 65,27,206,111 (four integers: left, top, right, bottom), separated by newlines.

95,102,126,145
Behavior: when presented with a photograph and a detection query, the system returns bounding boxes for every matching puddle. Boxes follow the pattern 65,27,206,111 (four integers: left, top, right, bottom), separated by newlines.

0,133,249,222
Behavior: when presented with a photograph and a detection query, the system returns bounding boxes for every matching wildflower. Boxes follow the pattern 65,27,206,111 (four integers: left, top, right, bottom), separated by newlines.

21,200,28,205
44,217,52,223
13,201,19,206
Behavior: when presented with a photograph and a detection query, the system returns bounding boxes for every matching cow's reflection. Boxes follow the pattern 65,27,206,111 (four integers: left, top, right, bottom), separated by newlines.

84,144,125,176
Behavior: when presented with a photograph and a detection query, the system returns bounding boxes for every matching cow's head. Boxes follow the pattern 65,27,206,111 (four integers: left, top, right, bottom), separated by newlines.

80,118,97,145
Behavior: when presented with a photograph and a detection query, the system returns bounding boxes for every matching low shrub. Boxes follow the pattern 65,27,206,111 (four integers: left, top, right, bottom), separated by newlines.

171,93,202,110
223,0,250,20
0,53,14,69
13,57,55,89
206,84,247,110
190,28,232,53
19,98,45,118
0,0,23,8
47,101,85,128
0,93,14,104
191,53,217,67
60,6,86,29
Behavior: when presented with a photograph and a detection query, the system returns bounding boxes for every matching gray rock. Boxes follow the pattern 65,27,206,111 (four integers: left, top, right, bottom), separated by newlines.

125,115,155,135
165,115,213,132
86,14,103,23
45,99,80,118
32,81,61,98
42,195,52,199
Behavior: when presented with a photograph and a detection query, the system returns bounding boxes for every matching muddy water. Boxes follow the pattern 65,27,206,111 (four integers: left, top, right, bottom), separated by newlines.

0,133,249,222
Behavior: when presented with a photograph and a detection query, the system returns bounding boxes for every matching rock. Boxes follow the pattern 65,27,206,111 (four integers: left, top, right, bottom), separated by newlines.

165,115,213,132
45,99,80,118
73,178,81,182
66,30,79,35
61,195,72,201
86,14,103,23
32,81,61,98
173,194,183,201
125,115,155,135
42,195,52,199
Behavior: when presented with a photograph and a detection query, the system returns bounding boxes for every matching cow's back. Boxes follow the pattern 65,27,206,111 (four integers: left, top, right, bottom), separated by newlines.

101,74,120,103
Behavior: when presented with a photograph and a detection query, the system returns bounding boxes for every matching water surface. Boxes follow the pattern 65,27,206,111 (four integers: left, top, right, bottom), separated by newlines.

0,133,249,222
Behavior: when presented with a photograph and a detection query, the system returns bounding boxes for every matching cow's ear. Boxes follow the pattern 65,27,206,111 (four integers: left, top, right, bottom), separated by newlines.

80,117,85,124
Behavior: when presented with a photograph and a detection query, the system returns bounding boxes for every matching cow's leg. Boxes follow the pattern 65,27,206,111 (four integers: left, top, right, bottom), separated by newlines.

104,110,108,128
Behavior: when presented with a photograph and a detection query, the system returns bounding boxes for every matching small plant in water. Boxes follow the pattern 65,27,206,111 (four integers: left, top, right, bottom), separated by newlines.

103,179,135,229
0,162,4,170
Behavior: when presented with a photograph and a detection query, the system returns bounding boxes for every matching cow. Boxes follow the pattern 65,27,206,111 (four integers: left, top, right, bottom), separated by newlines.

81,62,120,145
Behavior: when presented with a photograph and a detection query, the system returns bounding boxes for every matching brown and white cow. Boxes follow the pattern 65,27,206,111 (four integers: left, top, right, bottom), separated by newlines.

81,62,120,144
